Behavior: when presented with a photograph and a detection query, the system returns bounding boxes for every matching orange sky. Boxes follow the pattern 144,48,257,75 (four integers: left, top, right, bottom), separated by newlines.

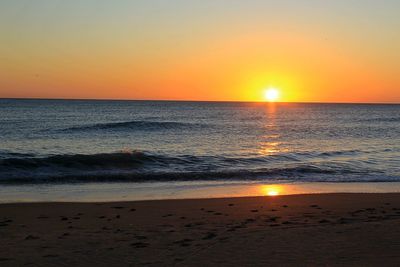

1,1,399,103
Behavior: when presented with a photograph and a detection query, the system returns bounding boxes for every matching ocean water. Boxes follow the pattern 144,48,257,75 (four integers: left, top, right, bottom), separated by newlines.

0,99,399,185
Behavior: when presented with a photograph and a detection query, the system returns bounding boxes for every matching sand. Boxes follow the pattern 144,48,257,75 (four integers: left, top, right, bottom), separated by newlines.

1,193,400,266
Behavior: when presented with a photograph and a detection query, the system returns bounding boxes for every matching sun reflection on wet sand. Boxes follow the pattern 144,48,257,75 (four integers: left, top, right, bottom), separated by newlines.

266,190,279,196
261,185,283,196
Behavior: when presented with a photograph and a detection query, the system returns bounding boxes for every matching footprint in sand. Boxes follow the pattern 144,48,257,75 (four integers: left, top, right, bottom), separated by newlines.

43,254,59,258
174,238,194,247
202,232,217,240
267,216,280,222
58,233,70,239
25,235,40,240
130,242,148,248
338,218,350,224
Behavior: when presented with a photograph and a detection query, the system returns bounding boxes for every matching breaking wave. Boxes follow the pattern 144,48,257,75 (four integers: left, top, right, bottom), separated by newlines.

0,150,395,184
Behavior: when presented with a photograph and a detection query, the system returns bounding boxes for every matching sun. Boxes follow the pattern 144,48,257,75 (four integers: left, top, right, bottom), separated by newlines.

264,88,280,102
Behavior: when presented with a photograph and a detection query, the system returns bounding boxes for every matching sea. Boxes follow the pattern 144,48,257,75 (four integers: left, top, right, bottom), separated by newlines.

0,99,399,202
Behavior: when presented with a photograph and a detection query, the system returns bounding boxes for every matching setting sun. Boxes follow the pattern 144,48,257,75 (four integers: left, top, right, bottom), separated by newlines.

264,88,280,102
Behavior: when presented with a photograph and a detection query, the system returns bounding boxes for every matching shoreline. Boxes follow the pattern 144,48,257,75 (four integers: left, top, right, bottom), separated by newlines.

1,193,400,266
2,181,400,203
2,191,400,204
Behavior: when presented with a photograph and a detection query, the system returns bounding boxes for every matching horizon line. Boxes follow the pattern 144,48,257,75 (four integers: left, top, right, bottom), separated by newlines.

1,97,399,105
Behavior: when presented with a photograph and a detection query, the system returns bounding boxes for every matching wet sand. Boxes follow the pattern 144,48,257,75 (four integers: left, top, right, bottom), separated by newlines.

1,193,400,266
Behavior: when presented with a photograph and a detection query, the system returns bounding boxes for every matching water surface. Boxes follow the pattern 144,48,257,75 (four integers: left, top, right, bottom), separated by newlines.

1,99,399,184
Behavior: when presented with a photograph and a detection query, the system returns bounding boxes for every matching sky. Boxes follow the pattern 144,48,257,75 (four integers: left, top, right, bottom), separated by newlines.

0,0,399,103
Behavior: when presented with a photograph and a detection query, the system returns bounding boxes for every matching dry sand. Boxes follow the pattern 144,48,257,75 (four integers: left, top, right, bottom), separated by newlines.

1,193,400,266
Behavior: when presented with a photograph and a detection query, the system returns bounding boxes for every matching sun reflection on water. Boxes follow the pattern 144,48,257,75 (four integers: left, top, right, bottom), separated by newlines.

257,103,287,155
259,140,284,155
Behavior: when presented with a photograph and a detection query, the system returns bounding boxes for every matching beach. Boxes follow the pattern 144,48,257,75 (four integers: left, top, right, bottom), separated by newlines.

1,193,400,266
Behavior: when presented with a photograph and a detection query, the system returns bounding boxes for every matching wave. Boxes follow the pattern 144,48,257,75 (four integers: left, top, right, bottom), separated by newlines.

60,120,203,132
0,168,395,185
0,151,36,159
0,149,364,171
0,150,394,184
359,117,400,123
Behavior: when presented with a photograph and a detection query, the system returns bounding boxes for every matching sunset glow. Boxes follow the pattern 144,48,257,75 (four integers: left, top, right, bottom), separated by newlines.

0,1,399,103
